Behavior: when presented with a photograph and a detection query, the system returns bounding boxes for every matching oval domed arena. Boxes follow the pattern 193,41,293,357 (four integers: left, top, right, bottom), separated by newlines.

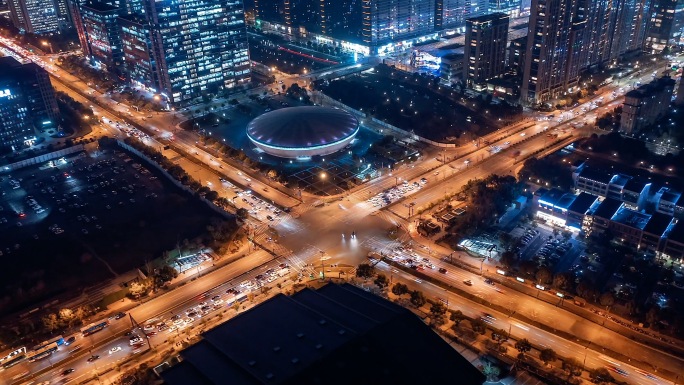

246,106,359,158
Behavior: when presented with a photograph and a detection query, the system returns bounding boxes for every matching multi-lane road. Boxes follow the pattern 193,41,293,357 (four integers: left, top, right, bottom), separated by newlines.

0,35,681,385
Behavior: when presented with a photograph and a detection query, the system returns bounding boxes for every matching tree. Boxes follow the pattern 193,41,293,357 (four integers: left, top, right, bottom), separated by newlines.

491,328,508,346
409,290,426,307
590,367,614,384
391,282,409,296
59,308,76,327
374,273,389,289
514,338,532,356
499,250,517,269
482,362,501,382
563,358,583,377
536,266,552,284
552,273,570,290
599,292,615,309
42,313,60,333
430,302,447,325
129,280,149,298
74,306,90,324
356,263,374,279
470,318,487,334
450,310,466,326
236,208,249,220
205,190,219,201
540,348,557,365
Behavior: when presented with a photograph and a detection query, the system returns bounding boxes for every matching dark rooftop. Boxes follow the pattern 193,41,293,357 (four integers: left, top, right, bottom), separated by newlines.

568,192,599,214
643,213,674,237
592,198,622,219
623,178,649,193
610,207,651,231
162,284,484,385
578,167,612,184
666,221,684,243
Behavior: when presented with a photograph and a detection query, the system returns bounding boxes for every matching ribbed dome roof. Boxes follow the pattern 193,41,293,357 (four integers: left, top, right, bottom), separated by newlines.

246,106,358,149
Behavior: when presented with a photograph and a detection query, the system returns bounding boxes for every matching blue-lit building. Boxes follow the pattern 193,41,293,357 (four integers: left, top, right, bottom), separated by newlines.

7,0,61,34
255,0,436,55
0,57,59,153
73,0,251,105
80,2,124,73
144,0,251,103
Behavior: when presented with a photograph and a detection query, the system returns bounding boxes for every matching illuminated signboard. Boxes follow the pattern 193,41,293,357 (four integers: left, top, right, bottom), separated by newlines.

0,89,11,98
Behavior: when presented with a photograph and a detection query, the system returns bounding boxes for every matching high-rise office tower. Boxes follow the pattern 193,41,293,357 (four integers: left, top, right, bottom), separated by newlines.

119,13,156,88
72,0,250,104
144,0,250,103
80,2,124,72
605,0,649,61
362,0,435,49
435,0,467,30
489,0,523,17
255,0,435,54
0,57,59,153
521,0,587,105
645,0,684,52
582,0,611,68
7,0,61,34
465,12,509,88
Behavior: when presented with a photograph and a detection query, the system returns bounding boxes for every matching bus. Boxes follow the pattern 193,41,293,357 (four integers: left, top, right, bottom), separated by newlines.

31,336,64,352
26,345,57,362
1,353,26,369
82,321,109,337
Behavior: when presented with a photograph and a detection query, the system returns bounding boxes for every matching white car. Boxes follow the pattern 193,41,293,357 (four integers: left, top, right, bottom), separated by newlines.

108,346,122,354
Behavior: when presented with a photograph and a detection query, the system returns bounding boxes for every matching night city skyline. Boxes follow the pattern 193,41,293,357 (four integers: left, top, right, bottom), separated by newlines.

0,0,683,384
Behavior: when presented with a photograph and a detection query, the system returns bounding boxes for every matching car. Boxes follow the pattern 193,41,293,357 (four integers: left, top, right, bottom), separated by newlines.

62,368,75,376
463,279,473,286
65,336,76,345
87,355,100,362
114,312,126,320
109,346,122,354
438,268,447,274
484,278,495,286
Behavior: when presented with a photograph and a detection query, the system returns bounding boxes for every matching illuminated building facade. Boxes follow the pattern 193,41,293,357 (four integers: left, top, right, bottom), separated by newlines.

73,0,250,105
8,0,60,34
81,2,124,73
144,0,251,104
465,12,509,88
521,0,587,105
645,0,684,52
118,14,156,88
254,0,436,55
0,57,59,153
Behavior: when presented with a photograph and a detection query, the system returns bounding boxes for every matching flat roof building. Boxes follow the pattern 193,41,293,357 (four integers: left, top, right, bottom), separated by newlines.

162,284,485,385
465,13,509,88
620,76,675,134
0,57,59,153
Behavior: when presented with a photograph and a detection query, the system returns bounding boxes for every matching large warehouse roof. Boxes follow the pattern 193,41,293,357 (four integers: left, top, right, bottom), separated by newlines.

246,106,358,149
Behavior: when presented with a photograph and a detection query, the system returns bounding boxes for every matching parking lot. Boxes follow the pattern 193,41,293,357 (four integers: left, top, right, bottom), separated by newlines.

511,225,584,274
0,147,222,314
368,177,427,208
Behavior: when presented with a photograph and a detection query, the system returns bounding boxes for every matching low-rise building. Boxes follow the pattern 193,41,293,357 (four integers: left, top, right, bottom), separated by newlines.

621,178,651,211
575,167,612,197
655,187,681,216
609,206,651,248
588,198,623,235
440,53,465,85
566,192,600,232
662,221,684,261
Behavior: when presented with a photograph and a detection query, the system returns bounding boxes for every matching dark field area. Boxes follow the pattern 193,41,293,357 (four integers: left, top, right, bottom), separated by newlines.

0,148,221,316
